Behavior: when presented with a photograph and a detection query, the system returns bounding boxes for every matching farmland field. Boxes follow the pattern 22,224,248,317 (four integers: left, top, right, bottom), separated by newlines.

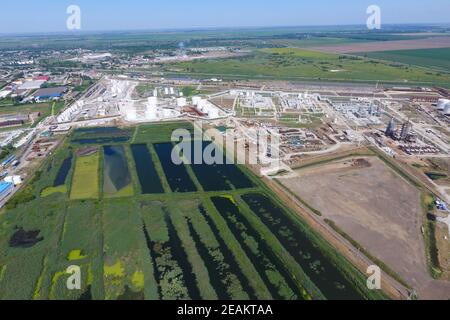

169,48,450,87
0,123,388,300
0,102,64,128
70,151,100,200
357,48,450,72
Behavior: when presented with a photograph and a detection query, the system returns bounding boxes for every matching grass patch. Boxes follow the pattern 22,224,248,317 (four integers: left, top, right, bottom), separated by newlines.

41,185,67,198
67,249,87,261
104,261,125,279
170,48,450,86
105,184,134,198
358,48,450,72
420,193,443,279
135,84,154,97
133,121,194,144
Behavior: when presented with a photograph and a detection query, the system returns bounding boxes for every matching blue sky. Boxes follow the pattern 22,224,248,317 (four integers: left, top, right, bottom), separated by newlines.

1,0,449,34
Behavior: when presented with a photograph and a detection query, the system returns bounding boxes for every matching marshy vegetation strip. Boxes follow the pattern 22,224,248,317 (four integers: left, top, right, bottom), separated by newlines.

202,197,272,300
168,204,217,299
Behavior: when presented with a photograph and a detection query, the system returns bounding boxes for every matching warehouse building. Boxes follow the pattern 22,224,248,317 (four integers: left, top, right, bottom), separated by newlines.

32,87,67,101
0,89,12,99
18,80,46,90
0,181,14,202
0,114,28,128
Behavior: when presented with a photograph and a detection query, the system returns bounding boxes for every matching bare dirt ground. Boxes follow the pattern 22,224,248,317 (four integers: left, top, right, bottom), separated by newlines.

436,224,450,281
308,36,450,54
210,96,236,110
279,156,450,299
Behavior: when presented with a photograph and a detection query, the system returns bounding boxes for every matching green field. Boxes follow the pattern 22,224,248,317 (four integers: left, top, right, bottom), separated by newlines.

0,124,389,300
70,152,100,200
132,121,194,144
135,84,154,97
0,25,441,51
168,48,450,87
0,102,52,115
357,48,450,72
0,101,65,130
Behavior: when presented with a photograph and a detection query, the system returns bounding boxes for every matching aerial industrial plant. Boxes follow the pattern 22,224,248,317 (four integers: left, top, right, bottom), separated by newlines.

0,1,449,305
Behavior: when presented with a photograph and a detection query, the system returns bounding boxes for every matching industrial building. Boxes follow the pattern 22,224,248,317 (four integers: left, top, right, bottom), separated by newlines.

32,87,67,101
385,118,396,137
4,175,22,186
0,89,12,99
400,121,412,141
385,119,416,142
1,155,16,168
0,114,28,128
18,80,46,90
328,97,382,126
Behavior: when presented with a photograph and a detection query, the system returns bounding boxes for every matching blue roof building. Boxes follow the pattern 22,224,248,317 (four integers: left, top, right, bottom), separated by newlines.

0,182,13,202
1,155,16,167
32,87,67,101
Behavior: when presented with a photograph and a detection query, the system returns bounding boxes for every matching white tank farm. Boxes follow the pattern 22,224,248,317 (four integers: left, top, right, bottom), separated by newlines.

57,104,80,123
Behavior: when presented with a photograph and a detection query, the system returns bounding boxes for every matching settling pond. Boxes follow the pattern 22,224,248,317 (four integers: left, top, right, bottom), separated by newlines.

192,141,254,191
53,154,73,187
103,146,132,194
153,143,197,193
131,144,164,194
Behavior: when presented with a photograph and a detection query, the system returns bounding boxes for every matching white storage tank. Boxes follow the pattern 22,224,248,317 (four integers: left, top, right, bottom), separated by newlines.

147,97,158,108
192,96,202,106
444,103,450,115
4,175,22,186
437,99,450,110
176,97,187,107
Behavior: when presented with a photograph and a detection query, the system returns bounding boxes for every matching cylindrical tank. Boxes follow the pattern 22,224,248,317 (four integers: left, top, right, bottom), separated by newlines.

177,97,187,107
147,97,158,111
437,99,450,110
444,103,450,115
192,96,202,106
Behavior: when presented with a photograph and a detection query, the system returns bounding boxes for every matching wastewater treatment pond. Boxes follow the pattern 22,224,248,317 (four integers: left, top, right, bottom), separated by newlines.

103,146,132,195
0,124,386,300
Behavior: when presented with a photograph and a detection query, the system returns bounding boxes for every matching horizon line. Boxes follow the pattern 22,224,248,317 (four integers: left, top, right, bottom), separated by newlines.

1,22,449,37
